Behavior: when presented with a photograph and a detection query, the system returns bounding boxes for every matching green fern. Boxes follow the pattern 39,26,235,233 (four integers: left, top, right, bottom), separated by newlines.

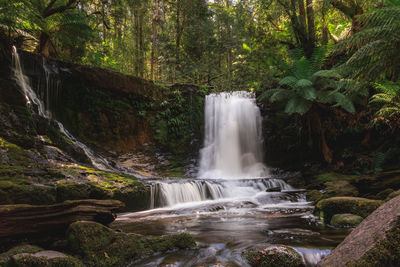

335,4,400,80
261,48,357,115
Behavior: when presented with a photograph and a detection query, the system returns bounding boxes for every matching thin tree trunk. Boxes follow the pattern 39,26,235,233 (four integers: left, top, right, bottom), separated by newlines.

306,0,315,57
151,0,159,80
225,0,232,77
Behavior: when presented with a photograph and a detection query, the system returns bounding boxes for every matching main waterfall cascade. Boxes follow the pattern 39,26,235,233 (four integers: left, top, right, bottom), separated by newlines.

11,46,112,171
199,91,268,178
148,91,305,209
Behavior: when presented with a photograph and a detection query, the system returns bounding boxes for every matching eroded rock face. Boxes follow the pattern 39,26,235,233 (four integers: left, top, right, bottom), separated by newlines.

319,194,400,266
67,221,196,267
242,245,305,267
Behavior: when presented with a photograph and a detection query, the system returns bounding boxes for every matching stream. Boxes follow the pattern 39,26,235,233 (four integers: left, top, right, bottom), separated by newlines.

112,177,348,266
111,92,348,266
12,48,348,266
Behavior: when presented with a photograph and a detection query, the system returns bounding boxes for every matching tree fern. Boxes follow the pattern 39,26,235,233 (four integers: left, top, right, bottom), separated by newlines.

334,4,400,80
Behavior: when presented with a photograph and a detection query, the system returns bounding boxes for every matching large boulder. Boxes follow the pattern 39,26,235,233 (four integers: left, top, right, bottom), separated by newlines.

67,221,196,266
316,197,382,224
242,245,304,267
319,194,400,266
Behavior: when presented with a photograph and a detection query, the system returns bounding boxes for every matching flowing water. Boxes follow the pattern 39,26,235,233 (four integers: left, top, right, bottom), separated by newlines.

10,51,347,266
12,46,112,171
113,92,348,266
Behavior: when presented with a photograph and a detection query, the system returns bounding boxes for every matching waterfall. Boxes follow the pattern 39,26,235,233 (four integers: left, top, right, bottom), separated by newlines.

11,46,111,171
198,91,268,178
149,178,296,208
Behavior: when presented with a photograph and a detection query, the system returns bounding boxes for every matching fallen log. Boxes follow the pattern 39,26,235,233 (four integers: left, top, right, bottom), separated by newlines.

0,199,125,245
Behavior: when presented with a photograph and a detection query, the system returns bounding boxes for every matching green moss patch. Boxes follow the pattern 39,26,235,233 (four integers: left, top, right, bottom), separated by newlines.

316,197,382,224
330,213,364,228
67,221,196,267
346,220,400,267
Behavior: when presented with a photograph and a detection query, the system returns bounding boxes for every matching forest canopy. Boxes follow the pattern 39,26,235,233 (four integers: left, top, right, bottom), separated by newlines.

1,0,400,170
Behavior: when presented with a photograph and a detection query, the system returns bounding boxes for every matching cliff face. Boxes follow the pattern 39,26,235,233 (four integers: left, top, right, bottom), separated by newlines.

3,50,205,156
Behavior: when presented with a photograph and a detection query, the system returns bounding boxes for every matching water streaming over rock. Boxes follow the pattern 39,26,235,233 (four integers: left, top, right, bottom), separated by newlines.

198,91,268,178
11,46,111,171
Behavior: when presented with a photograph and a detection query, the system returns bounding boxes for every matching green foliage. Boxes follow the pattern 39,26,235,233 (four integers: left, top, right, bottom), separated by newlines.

335,4,400,80
153,86,207,153
370,80,400,129
260,48,359,115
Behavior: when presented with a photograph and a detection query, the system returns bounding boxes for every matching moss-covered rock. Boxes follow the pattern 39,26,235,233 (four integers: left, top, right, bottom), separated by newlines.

66,221,196,266
0,245,43,266
10,251,83,267
306,190,324,203
346,220,400,267
386,189,400,201
316,197,382,224
375,188,394,200
325,180,359,197
242,245,304,267
330,213,363,228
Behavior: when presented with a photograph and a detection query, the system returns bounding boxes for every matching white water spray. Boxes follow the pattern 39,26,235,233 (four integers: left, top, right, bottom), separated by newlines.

11,46,111,171
198,91,268,178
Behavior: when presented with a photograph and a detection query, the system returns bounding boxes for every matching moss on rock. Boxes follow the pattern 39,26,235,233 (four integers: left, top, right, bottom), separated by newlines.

306,190,324,203
0,245,43,266
11,252,83,267
242,245,304,267
66,221,196,266
330,213,363,228
346,220,400,267
316,197,382,224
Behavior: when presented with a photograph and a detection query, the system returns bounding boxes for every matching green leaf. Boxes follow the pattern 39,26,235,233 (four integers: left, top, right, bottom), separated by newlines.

298,87,317,100
279,76,298,87
242,43,252,52
333,92,356,113
296,79,313,87
270,89,294,102
284,97,312,115
312,70,341,79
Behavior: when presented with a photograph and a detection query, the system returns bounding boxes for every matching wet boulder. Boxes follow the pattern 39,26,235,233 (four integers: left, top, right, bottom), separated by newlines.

67,221,196,267
316,197,382,224
330,213,363,228
242,245,304,267
319,195,400,266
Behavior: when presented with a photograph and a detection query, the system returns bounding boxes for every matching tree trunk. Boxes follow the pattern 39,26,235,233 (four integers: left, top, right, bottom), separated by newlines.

225,0,232,77
306,0,315,57
151,0,159,80
310,107,333,164
36,32,51,57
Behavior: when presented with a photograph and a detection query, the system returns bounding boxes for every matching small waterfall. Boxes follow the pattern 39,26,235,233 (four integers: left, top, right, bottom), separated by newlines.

198,91,268,178
11,46,111,171
149,178,297,208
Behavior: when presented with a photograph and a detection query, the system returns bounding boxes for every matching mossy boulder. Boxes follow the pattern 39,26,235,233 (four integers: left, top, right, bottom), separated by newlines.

10,251,83,267
242,245,304,267
386,189,400,201
316,197,382,224
330,213,363,228
306,190,324,203
0,245,43,266
375,188,394,200
319,195,400,266
325,180,358,197
66,221,196,266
